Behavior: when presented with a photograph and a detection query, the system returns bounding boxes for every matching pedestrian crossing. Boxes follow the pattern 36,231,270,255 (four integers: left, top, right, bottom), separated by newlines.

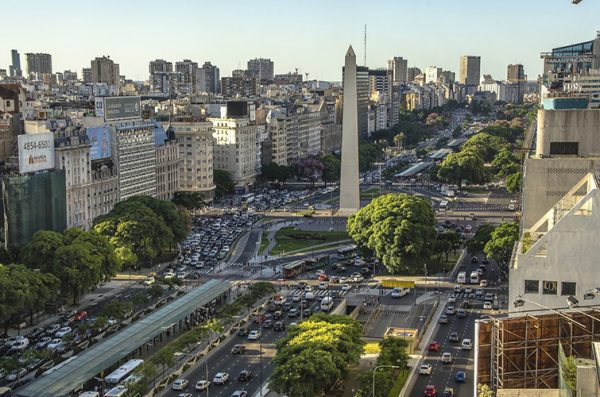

449,203,516,212
288,289,349,298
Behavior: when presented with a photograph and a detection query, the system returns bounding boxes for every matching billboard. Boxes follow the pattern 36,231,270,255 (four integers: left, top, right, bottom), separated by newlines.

104,96,141,121
18,133,55,174
86,126,112,160
95,97,105,117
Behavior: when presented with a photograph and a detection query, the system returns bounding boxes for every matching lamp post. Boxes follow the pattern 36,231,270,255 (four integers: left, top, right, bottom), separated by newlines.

513,295,587,329
372,365,400,397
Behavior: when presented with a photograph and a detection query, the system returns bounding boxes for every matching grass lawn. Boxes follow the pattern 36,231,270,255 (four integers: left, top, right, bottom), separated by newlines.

258,230,269,255
270,227,349,255
463,186,489,194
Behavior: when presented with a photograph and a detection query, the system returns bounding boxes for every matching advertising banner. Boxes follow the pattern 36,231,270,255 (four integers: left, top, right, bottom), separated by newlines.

104,96,141,121
18,133,55,174
86,126,112,160
95,97,105,117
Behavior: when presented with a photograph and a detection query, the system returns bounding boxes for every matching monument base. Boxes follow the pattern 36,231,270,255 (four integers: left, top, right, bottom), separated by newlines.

336,207,359,217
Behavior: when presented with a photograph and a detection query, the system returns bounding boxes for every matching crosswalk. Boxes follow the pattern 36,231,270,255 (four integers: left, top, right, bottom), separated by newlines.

450,203,516,212
288,289,349,298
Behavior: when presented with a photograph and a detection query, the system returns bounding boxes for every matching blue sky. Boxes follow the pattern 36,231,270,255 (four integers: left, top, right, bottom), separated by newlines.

3,0,599,82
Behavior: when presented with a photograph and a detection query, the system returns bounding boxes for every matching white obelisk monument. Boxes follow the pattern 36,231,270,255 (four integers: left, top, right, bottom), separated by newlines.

338,45,360,215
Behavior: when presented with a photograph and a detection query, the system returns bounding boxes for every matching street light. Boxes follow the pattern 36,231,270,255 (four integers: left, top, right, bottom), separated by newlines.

372,365,400,397
513,295,587,329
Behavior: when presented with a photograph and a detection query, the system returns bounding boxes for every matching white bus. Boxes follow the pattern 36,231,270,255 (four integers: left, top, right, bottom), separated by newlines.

104,386,128,397
105,359,144,385
470,271,480,284
337,245,357,258
439,200,449,209
320,296,334,312
456,271,467,284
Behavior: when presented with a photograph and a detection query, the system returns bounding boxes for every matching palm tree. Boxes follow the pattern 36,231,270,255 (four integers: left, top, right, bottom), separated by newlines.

393,132,406,149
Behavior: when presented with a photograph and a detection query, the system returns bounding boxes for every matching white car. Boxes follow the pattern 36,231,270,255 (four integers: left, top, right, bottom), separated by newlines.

465,287,473,294
445,306,456,315
212,372,229,385
461,338,473,350
55,327,72,338
441,352,453,363
318,282,328,290
448,294,457,304
247,330,261,340
164,271,176,279
292,294,301,302
483,301,493,309
480,280,489,287
341,284,352,291
172,379,189,390
47,338,63,350
419,364,432,375
195,380,210,391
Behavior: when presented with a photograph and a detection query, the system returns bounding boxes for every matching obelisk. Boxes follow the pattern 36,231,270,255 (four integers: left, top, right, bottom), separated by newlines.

338,45,360,215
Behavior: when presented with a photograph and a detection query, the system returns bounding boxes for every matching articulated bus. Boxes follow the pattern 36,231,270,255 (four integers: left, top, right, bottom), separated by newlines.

336,245,357,258
283,260,306,278
105,359,144,386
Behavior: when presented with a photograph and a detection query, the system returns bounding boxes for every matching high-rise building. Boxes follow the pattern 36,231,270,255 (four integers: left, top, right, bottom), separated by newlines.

171,121,216,201
197,62,220,94
149,59,173,75
209,101,257,191
507,64,525,83
10,50,21,78
91,56,119,86
82,68,92,84
154,124,181,201
460,55,481,94
339,46,360,215
368,69,391,95
25,53,52,78
221,75,258,97
387,57,408,83
175,59,198,93
425,66,443,84
407,67,421,83
247,58,274,82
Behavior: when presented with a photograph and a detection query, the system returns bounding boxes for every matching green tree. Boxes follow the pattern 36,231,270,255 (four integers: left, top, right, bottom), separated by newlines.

321,155,341,184
53,241,105,304
393,132,406,149
148,284,164,300
492,148,520,178
432,231,462,265
466,224,496,254
477,383,494,397
172,191,206,209
102,300,133,320
452,125,463,138
505,172,521,194
20,230,65,272
261,163,288,182
359,142,383,171
462,133,509,162
437,149,487,190
214,169,234,198
347,194,436,274
484,222,519,266
562,355,578,392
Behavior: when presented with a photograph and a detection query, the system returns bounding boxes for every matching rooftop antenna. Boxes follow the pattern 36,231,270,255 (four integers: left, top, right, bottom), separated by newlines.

363,24,367,67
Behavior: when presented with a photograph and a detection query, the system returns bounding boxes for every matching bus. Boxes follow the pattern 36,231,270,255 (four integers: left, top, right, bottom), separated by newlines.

337,245,357,258
439,200,449,209
469,271,480,284
303,255,330,270
283,260,306,278
240,193,255,204
104,386,128,397
105,359,144,385
456,271,467,284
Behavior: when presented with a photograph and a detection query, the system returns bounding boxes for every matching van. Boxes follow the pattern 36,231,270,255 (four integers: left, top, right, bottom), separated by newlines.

320,296,334,312
391,287,409,298
469,271,480,284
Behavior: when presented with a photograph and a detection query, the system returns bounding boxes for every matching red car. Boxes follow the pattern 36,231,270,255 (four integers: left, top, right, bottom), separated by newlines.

74,311,88,321
424,385,437,397
428,341,441,351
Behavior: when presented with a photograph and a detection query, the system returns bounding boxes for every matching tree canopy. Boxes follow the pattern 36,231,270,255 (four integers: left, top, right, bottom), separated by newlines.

484,222,519,266
437,149,487,190
462,133,509,162
269,314,363,397
347,194,436,273
214,169,234,198
321,155,341,183
466,224,496,254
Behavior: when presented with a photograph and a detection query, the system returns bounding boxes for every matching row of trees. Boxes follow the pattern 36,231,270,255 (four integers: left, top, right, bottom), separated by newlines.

260,155,342,185
466,222,520,267
269,314,364,396
359,338,409,397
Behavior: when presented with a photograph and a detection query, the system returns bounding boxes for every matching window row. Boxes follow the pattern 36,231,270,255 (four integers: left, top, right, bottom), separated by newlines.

525,280,576,296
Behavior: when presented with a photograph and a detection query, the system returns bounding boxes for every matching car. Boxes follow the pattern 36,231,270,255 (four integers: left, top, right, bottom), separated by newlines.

247,330,261,340
213,372,229,385
475,288,484,297
47,338,63,350
46,324,61,335
453,285,462,293
231,344,246,354
428,341,441,351
457,308,466,318
438,315,448,324
419,364,432,375
144,276,155,286
455,371,466,383
424,384,438,396
448,295,457,304
476,268,484,276
464,287,473,294
6,368,27,382
318,282,328,290
471,256,478,264
232,391,248,397
273,310,283,320
441,352,453,363
36,337,52,349
164,271,176,279
195,380,210,391
341,284,352,291
288,308,299,318
262,319,273,328
445,306,456,315
74,311,88,321
485,292,494,301
238,328,248,337
449,332,459,342
443,387,454,397
172,379,189,390
238,370,253,381
282,302,291,311
461,339,472,350
274,321,285,331
178,394,192,397
292,294,301,302
273,296,287,305
483,301,493,309
55,326,72,338
480,280,489,287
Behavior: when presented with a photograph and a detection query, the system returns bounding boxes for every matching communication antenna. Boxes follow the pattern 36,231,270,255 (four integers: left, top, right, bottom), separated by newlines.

363,24,367,67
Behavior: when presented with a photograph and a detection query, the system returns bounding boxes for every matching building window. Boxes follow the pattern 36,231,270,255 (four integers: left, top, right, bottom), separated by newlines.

524,280,539,294
561,282,576,296
550,142,578,155
542,281,558,295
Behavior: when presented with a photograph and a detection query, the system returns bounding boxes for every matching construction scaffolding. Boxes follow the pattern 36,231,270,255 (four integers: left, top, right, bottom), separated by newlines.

476,308,600,390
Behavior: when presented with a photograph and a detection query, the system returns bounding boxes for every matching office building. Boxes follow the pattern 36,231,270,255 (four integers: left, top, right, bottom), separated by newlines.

507,64,525,83
10,49,21,78
425,66,442,84
368,69,391,95
388,57,408,83
54,129,93,230
460,55,481,94
247,58,274,82
197,62,220,94
209,101,257,191
25,53,52,78
171,121,215,201
91,56,120,86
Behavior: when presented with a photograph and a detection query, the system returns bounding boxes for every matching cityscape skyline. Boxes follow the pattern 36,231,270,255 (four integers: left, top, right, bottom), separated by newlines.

3,0,599,82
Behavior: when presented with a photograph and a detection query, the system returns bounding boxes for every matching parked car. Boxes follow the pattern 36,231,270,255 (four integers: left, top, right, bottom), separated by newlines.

274,321,285,331
480,280,489,287
213,372,229,385
55,327,72,338
6,367,27,382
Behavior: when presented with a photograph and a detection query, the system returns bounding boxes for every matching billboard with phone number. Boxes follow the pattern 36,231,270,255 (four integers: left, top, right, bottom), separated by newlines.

18,133,55,174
